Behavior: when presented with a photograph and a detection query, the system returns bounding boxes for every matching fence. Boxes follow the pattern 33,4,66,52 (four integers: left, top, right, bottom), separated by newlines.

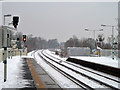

67,47,90,57
0,48,27,62
100,49,120,57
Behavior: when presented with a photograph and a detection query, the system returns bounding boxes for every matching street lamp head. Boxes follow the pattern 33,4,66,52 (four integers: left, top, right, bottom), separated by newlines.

101,24,106,27
3,14,12,25
4,14,12,17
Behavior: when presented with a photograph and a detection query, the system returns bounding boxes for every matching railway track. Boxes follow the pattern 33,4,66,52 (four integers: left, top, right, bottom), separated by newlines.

44,50,120,83
35,50,120,90
41,50,120,89
38,51,94,89
29,50,62,89
31,50,38,59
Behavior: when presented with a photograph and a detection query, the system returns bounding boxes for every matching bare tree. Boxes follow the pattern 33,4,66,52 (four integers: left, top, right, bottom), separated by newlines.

103,43,112,49
64,36,95,53
48,39,59,49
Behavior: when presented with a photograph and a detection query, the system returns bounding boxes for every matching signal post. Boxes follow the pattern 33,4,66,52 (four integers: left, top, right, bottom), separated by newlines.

22,35,27,55
2,15,19,82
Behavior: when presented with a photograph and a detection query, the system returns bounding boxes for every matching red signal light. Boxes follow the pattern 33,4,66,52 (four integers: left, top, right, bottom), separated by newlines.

23,35,26,42
23,38,26,42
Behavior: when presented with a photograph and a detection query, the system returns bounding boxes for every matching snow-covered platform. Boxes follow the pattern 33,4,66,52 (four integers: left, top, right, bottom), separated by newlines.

70,56,120,68
24,57,61,89
0,56,36,89
0,55,60,89
67,56,120,78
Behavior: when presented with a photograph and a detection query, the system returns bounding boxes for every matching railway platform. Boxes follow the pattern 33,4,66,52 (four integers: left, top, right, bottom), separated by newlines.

67,57,120,78
23,57,61,89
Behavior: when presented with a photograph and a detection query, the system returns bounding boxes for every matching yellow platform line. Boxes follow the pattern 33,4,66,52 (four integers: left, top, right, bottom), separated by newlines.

26,58,46,89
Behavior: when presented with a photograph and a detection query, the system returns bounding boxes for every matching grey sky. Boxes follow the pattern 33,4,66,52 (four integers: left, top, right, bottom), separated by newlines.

2,2,118,42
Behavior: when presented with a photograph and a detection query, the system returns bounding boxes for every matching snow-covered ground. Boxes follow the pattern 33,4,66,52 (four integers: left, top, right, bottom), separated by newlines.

34,50,80,88
0,49,119,89
0,56,34,89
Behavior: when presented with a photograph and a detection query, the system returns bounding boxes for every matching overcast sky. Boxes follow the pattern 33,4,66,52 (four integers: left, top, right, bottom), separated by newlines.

1,1,118,42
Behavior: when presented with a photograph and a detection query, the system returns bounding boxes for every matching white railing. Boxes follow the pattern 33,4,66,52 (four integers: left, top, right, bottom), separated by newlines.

100,49,120,57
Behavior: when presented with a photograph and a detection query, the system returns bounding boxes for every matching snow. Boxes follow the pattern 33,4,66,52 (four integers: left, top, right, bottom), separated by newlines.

34,50,80,88
0,56,33,89
1,49,119,89
31,50,120,88
45,49,67,61
38,50,106,88
45,50,119,78
42,49,119,88
21,55,34,59
1,49,77,89
70,56,120,68
58,59,119,88
44,49,120,68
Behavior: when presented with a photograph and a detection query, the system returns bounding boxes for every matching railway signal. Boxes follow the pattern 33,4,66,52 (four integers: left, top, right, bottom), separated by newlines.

23,35,26,42
13,16,19,28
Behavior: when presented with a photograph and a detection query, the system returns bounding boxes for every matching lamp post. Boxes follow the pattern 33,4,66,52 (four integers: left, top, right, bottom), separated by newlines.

101,24,115,60
85,28,103,40
3,14,12,82
85,29,103,56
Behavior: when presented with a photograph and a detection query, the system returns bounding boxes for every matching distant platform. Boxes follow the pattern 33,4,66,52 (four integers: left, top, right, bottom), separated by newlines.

67,56,120,78
70,56,120,68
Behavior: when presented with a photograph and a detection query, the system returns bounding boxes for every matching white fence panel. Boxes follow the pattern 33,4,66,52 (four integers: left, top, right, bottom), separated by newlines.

100,49,120,57
0,48,27,62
